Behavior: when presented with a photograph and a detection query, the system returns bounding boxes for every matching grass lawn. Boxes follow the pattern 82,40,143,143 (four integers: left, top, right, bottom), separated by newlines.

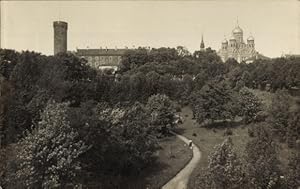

175,106,251,188
1,136,192,189
177,104,296,189
87,135,193,189
141,135,193,189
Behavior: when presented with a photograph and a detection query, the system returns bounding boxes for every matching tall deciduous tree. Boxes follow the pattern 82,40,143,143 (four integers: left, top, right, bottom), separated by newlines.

238,87,262,124
286,110,300,148
268,90,292,141
191,81,237,125
12,101,89,188
285,146,300,189
146,94,176,135
196,138,245,189
245,125,282,189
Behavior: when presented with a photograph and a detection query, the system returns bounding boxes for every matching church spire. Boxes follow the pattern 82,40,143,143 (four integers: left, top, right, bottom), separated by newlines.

200,34,205,51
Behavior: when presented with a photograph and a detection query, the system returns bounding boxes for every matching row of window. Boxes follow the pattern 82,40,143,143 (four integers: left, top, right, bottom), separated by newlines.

82,55,121,63
222,44,255,49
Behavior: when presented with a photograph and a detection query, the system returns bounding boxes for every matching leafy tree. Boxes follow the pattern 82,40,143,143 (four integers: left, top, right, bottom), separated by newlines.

5,97,32,143
268,90,292,141
224,58,239,65
0,49,20,78
149,47,179,63
191,81,237,125
146,94,176,135
194,71,209,90
286,110,300,148
0,76,13,146
196,138,245,189
113,102,158,174
245,124,282,189
180,74,194,103
11,101,89,188
238,87,262,124
176,46,191,57
193,48,222,64
285,146,300,189
119,48,149,73
68,101,158,182
54,53,94,82
227,66,243,89
145,71,160,96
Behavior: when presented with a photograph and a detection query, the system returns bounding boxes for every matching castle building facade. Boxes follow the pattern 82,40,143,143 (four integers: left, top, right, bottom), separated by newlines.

76,48,128,71
218,24,258,63
53,21,127,71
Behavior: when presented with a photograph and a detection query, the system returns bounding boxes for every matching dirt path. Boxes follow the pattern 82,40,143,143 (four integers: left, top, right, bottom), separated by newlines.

161,131,201,189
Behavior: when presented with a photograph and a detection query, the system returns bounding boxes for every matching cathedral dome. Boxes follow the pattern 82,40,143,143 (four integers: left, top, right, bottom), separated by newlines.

247,36,254,41
222,39,228,43
232,26,243,34
229,36,236,41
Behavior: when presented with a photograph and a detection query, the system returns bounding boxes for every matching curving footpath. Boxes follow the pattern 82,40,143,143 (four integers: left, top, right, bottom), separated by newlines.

161,131,201,189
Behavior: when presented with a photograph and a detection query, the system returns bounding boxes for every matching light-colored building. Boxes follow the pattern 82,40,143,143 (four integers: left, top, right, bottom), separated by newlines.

76,48,129,72
218,23,258,63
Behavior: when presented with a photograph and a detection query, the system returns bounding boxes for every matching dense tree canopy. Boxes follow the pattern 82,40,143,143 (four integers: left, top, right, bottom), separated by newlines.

197,138,245,189
0,47,299,188
245,125,282,189
190,80,238,125
11,101,89,188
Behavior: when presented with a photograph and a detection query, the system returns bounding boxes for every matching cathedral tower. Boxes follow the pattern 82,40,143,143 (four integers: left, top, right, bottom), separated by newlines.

218,21,259,63
247,36,255,48
200,35,205,51
221,38,228,50
232,26,243,44
53,21,68,55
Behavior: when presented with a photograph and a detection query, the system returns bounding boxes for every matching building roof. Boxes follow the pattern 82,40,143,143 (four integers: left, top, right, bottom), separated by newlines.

200,35,205,49
222,38,228,43
229,36,236,41
284,54,300,58
232,26,243,34
247,36,254,41
76,48,129,56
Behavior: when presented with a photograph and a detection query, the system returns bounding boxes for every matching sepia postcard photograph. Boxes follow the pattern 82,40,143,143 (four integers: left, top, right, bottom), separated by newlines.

0,0,299,188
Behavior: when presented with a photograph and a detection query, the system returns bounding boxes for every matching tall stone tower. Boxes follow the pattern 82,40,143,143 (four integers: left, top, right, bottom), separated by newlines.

53,21,68,55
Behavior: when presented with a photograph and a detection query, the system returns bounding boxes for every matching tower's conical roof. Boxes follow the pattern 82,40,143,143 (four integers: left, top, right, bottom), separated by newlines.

233,26,243,34
200,35,205,49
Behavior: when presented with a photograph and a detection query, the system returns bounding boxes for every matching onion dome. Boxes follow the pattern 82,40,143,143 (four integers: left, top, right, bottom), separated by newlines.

232,26,243,34
222,38,228,44
247,36,254,41
229,36,236,41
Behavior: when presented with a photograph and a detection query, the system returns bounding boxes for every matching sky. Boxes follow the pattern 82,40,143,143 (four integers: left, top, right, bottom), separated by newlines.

1,0,299,58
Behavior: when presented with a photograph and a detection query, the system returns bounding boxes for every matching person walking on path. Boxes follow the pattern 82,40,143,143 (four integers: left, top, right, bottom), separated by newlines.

188,140,193,149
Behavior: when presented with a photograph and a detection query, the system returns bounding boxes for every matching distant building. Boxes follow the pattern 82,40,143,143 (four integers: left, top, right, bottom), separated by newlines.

76,48,129,72
218,23,259,63
200,35,205,51
284,54,300,59
53,21,68,55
